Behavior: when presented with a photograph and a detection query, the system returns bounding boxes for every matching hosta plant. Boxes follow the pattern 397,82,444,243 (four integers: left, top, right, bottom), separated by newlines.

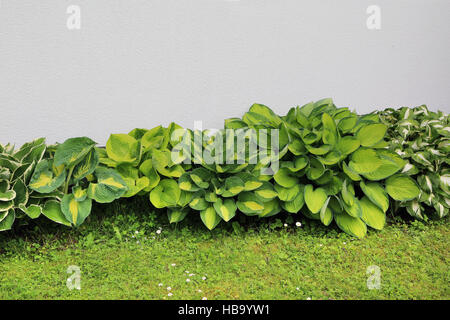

0,138,47,231
28,137,128,227
378,105,449,219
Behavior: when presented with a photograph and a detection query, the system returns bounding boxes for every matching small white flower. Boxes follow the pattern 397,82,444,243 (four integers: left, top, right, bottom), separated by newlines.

306,297,311,300
202,297,207,300
132,235,135,238
156,229,161,235
296,222,301,227
167,287,172,291
152,236,156,239
319,244,323,247
135,231,139,234
158,283,163,287
186,278,191,282
168,293,173,297
189,273,195,277
171,263,176,267
343,242,346,245
202,276,207,280
296,287,299,291
185,271,189,274
284,223,288,227
136,241,140,244
198,289,202,293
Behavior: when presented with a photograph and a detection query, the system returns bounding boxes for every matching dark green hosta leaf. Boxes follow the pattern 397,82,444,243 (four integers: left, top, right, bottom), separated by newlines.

0,209,15,231
61,194,92,226
87,167,128,203
72,149,99,182
167,207,190,224
18,204,42,219
29,160,66,193
54,137,96,168
385,174,420,201
221,176,245,197
12,179,28,207
0,189,16,202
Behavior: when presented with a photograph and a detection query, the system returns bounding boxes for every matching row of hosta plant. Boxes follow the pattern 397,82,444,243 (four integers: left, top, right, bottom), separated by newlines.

0,99,448,238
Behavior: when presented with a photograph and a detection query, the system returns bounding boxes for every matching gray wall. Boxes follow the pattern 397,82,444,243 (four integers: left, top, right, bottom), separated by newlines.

1,0,449,146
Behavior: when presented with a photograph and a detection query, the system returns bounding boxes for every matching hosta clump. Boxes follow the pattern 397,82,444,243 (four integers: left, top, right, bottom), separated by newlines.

161,128,281,229
0,138,47,231
378,105,450,219
28,137,128,227
229,99,420,238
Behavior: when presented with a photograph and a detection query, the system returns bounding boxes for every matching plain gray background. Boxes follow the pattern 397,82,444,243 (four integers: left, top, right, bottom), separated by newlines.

1,0,449,146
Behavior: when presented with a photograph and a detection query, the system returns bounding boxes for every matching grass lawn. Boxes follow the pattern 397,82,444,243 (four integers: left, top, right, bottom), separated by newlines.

0,199,448,300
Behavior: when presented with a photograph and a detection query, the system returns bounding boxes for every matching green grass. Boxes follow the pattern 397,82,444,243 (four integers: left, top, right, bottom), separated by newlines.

0,199,448,300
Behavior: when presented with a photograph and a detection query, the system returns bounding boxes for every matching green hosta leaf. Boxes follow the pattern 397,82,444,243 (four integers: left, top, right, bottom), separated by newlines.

87,167,128,203
306,157,325,180
254,182,278,202
360,181,389,213
106,134,141,164
338,116,358,134
305,144,331,155
348,148,382,174
304,185,327,214
29,160,66,193
288,139,306,156
141,126,165,151
243,103,282,127
385,174,420,201
72,149,99,182
73,186,87,201
213,198,237,222
54,137,96,168
18,204,42,219
360,196,385,230
139,159,161,191
237,173,263,191
337,136,360,156
189,168,211,189
237,192,265,215
362,150,404,181
0,209,15,231
439,174,450,195
334,211,367,239
356,123,387,147
343,162,361,181
167,207,190,224
274,168,299,188
178,173,200,192
61,194,92,227
343,196,362,218
281,191,304,213
200,206,222,230
150,179,181,208
320,197,333,226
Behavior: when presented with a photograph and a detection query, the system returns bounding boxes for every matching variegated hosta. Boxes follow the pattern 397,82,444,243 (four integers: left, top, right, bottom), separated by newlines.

0,138,47,231
28,137,128,227
378,105,450,219
98,123,189,200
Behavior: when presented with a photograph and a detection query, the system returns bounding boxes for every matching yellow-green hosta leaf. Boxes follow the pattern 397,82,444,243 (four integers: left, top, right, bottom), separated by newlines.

106,134,141,164
61,194,92,227
356,123,387,147
149,179,181,208
337,116,358,134
281,191,305,213
343,162,362,181
348,148,382,174
275,183,301,202
54,137,96,168
221,176,245,197
0,209,15,231
362,150,404,181
200,206,222,230
178,173,200,192
305,144,331,155
141,125,165,151
29,160,66,193
18,204,42,219
189,193,209,211
237,192,265,215
343,196,362,218
320,197,333,226
254,182,278,202
304,185,327,214
306,157,325,180
274,168,299,188
360,196,385,230
236,172,263,191
167,207,189,224
213,198,237,222
360,181,389,213
385,174,420,201
334,211,367,239
337,136,360,156
139,159,161,191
